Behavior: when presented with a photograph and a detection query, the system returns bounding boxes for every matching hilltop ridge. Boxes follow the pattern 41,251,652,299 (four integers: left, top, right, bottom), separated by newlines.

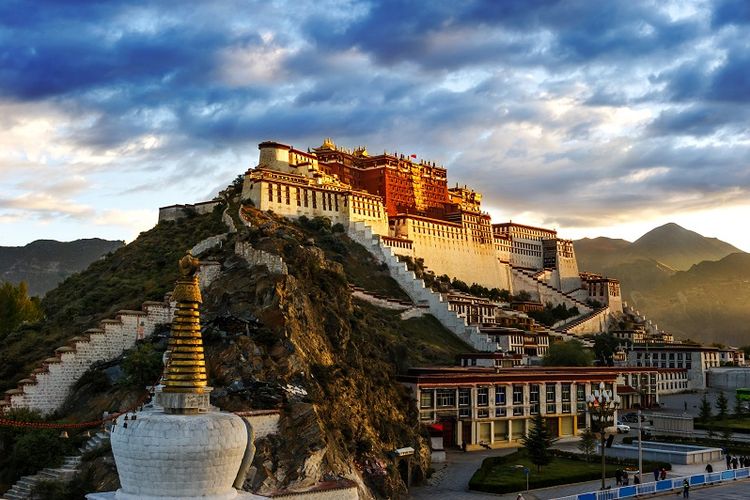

0,238,125,296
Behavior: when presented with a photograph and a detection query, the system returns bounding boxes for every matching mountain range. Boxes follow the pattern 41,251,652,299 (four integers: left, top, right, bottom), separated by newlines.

0,238,125,296
575,223,750,345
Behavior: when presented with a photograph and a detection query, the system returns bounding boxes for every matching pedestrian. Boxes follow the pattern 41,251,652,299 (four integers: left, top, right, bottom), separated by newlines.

615,469,622,486
726,453,732,469
740,456,745,468
622,470,629,486
660,468,667,480
653,466,660,482
634,474,640,485
682,478,690,498
705,463,713,473
732,457,738,469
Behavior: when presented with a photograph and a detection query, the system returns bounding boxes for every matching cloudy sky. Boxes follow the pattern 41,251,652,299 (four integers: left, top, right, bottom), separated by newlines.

1,0,749,250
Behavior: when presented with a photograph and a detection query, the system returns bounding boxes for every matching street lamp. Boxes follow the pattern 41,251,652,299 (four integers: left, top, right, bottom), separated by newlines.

586,381,621,490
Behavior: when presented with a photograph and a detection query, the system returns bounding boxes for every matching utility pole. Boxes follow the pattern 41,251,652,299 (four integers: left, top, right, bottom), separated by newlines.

638,408,643,483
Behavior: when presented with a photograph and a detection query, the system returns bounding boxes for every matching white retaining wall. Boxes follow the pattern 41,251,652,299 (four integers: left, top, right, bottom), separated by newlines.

348,222,498,352
2,301,175,416
511,267,591,313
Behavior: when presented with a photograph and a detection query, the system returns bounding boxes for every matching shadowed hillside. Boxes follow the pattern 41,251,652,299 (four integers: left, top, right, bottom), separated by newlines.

0,239,125,296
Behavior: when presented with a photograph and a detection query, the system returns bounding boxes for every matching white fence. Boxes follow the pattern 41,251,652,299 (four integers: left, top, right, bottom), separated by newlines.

552,467,750,500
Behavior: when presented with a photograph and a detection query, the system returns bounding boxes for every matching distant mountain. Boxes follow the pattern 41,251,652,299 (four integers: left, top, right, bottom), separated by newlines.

574,223,748,345
630,252,750,346
629,223,742,271
0,238,125,296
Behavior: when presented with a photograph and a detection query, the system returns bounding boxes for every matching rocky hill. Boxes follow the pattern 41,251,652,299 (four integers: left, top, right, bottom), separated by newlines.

575,224,748,345
0,191,471,498
0,238,124,296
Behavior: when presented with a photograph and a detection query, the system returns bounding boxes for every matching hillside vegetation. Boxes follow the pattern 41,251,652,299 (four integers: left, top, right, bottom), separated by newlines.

0,239,125,296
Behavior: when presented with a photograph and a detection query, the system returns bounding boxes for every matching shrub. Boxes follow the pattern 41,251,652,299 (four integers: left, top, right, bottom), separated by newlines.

122,343,164,388
331,222,346,233
9,430,68,477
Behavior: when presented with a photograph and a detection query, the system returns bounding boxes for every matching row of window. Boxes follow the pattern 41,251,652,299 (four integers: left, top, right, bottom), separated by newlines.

265,182,382,218
423,383,591,409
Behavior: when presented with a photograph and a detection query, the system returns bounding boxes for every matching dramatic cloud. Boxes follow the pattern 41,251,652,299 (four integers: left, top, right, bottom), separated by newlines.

0,0,748,249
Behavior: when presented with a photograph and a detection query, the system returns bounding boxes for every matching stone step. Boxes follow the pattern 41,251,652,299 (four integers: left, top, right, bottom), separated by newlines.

4,492,30,500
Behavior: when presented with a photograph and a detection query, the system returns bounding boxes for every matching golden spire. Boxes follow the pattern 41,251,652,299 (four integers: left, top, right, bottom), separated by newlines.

162,252,208,394
321,137,336,149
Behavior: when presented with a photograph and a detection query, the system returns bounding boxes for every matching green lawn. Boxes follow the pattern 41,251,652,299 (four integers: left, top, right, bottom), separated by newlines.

696,418,750,433
469,450,635,494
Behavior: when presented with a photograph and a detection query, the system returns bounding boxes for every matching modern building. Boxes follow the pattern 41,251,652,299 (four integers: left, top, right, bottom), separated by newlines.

626,345,724,390
398,366,630,451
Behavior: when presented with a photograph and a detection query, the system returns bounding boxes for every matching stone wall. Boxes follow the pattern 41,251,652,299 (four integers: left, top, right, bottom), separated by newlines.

239,410,281,439
235,241,289,275
511,267,592,313
2,300,175,415
158,200,221,222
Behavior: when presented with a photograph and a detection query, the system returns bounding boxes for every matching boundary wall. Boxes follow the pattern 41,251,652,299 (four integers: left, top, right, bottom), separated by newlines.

1,300,175,416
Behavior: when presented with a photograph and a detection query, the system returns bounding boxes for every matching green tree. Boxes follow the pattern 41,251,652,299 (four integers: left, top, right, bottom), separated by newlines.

0,281,43,337
716,392,729,420
514,290,532,302
8,430,68,477
522,412,557,472
122,343,164,388
698,393,712,422
543,340,594,367
734,392,745,418
592,333,621,366
721,427,733,449
578,427,597,462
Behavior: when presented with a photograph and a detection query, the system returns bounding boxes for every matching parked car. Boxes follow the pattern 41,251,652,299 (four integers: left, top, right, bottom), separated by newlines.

615,421,631,433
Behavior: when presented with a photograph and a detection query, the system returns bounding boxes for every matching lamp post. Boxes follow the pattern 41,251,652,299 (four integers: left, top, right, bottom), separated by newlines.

586,381,621,490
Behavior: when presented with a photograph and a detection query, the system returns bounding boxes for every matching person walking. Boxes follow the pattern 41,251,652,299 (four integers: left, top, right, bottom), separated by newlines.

726,453,732,469
660,468,667,480
705,463,713,473
622,470,629,486
653,466,660,482
634,474,640,485
615,469,622,486
682,479,690,498
733,457,739,469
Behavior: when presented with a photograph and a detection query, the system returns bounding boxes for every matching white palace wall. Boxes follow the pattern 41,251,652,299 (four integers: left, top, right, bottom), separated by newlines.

242,170,389,235
390,217,511,290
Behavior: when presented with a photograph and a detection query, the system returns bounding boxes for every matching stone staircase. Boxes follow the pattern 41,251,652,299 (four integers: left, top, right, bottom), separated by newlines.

2,430,110,499
511,266,591,312
347,222,499,352
552,306,610,335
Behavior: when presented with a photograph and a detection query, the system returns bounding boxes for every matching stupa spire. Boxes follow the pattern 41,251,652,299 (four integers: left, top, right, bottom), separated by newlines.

156,252,212,414
162,252,208,393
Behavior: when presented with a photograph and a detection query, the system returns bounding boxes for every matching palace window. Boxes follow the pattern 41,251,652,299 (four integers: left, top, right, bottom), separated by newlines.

477,387,489,407
285,186,290,205
277,184,282,203
529,384,540,415
512,384,523,404
562,384,571,414
268,183,273,202
312,191,317,209
304,190,309,207
546,384,557,414
296,188,301,206
458,388,471,407
436,389,455,408
420,390,433,409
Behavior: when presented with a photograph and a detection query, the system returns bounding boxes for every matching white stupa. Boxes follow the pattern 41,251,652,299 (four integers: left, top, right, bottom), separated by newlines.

87,253,258,500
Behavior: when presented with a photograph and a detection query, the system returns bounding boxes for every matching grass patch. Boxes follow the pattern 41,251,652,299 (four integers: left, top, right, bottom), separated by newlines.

695,418,750,433
352,300,473,369
469,449,669,495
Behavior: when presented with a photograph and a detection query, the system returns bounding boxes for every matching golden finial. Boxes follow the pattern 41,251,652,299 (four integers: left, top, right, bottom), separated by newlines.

162,251,207,395
322,137,336,149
